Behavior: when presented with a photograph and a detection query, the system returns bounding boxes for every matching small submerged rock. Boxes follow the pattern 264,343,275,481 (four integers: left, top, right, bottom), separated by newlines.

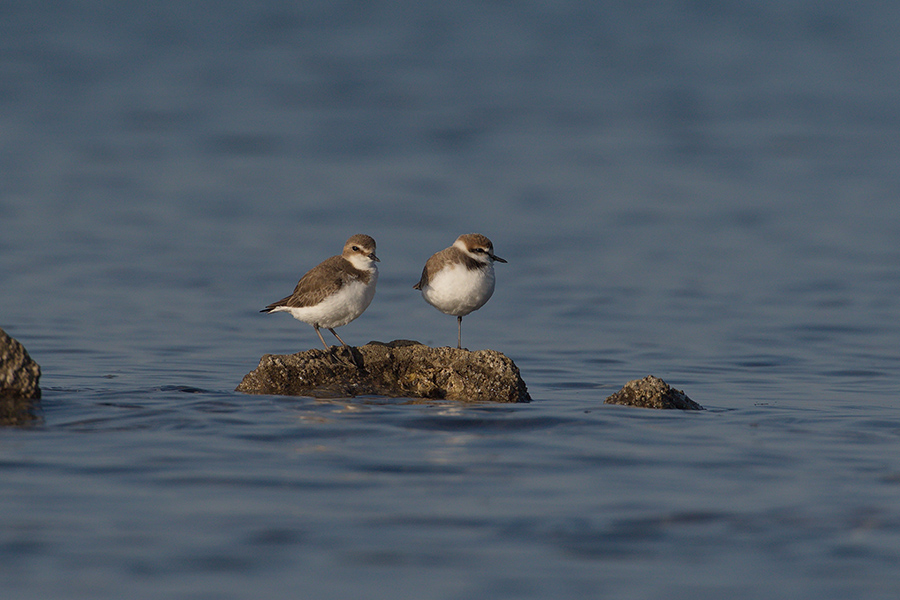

236,340,530,403
605,375,703,410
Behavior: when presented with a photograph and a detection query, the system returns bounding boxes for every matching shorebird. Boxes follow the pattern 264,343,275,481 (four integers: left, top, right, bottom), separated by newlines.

413,233,506,349
261,234,379,356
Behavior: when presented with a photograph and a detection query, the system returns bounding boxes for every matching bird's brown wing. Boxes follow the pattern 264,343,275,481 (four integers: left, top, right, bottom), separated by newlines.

262,256,346,311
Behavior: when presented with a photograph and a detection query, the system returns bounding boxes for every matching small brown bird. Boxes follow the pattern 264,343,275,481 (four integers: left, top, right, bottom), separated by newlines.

262,234,379,350
414,233,506,349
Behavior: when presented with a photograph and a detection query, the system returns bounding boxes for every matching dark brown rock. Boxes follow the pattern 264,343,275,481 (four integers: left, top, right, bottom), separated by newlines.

1,328,41,400
1,328,42,426
605,375,702,410
236,340,530,403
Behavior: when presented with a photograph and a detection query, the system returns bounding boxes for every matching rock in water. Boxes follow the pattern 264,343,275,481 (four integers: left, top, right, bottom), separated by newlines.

236,340,530,403
1,328,42,426
605,375,702,410
1,328,41,400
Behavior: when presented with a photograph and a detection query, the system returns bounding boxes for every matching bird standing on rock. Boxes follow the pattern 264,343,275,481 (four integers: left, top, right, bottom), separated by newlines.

414,233,506,349
261,234,379,354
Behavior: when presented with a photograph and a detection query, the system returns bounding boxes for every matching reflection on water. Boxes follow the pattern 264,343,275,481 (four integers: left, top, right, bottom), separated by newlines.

0,394,42,427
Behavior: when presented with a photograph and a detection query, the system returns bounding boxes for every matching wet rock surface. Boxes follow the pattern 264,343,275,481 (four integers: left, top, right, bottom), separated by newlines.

237,340,530,403
605,375,703,410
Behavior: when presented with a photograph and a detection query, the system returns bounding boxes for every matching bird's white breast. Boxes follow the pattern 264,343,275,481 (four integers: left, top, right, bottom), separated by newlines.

420,262,495,317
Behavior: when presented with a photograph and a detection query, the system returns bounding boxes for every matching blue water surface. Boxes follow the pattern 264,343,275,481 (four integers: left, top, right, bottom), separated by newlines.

2,1,900,598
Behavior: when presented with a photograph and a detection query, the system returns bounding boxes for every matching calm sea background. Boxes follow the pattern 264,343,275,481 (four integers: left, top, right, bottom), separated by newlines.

3,1,900,598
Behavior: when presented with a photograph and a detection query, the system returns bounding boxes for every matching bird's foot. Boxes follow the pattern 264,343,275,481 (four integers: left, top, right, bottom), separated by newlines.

328,345,363,369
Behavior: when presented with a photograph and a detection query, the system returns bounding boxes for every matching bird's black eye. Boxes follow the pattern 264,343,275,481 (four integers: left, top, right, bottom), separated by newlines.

473,248,484,253
352,246,359,251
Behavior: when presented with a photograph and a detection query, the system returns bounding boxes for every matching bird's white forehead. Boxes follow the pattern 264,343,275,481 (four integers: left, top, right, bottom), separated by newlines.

457,237,490,251
455,240,492,259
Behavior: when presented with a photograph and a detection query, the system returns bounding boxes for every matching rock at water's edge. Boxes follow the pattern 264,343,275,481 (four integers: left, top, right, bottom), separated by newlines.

605,375,703,410
236,340,530,403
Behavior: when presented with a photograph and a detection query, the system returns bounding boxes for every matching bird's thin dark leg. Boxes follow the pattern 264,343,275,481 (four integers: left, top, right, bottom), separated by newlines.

313,325,329,349
457,316,463,349
329,328,348,347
